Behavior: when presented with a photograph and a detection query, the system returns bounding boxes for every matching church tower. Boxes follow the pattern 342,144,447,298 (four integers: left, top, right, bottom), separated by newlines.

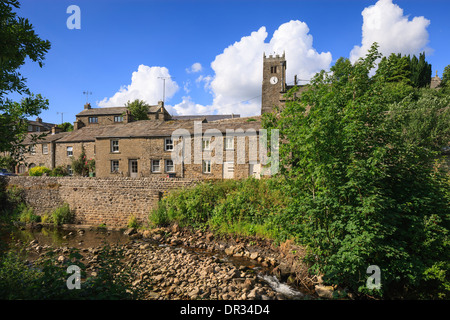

261,52,287,115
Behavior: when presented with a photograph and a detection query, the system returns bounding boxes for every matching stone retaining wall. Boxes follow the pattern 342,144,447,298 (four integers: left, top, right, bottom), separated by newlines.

2,176,200,228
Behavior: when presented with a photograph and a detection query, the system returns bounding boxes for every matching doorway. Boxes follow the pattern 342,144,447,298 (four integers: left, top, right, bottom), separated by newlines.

129,159,138,178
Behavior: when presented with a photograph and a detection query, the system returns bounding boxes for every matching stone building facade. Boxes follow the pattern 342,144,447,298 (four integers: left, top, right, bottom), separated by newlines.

16,106,263,180
14,54,293,178
74,101,171,129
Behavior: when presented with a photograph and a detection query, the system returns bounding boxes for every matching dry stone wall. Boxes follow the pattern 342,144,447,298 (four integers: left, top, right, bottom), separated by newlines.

3,176,200,228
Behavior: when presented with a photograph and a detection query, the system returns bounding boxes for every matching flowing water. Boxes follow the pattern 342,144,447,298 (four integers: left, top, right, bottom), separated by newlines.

0,224,310,299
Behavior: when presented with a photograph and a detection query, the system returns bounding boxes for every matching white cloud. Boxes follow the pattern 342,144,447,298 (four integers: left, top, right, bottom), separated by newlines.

186,62,203,73
97,65,179,107
172,21,331,117
171,96,212,116
101,21,331,117
350,0,431,63
183,80,191,94
195,75,213,91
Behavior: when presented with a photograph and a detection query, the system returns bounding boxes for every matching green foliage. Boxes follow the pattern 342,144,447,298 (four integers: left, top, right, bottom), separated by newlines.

16,203,40,223
149,178,287,238
28,166,51,176
127,215,140,229
0,0,51,159
87,159,95,173
262,43,450,299
56,122,73,132
387,88,450,152
51,203,73,226
48,165,68,177
376,52,432,88
0,246,151,300
0,155,17,173
70,145,89,176
0,183,25,222
441,64,450,93
409,52,432,88
125,99,150,121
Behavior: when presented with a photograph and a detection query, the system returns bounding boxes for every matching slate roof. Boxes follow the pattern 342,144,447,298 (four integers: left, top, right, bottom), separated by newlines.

23,131,71,144
94,117,262,139
172,114,240,122
76,105,162,116
27,120,55,131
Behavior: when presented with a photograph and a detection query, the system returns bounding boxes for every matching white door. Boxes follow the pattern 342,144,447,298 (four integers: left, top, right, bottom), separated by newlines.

129,159,138,178
249,163,261,179
223,161,234,179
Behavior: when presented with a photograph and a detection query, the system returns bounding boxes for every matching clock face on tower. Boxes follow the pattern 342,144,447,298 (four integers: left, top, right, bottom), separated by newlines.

270,76,278,85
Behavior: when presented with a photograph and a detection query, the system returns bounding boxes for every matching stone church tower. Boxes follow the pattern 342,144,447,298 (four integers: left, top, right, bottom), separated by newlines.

261,52,287,115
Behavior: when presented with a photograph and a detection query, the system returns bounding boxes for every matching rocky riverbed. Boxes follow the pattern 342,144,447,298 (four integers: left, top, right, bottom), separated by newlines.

7,223,326,300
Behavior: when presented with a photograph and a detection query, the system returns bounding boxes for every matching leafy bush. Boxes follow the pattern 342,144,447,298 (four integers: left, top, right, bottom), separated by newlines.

262,44,450,299
28,166,51,176
51,203,73,226
49,166,68,177
0,246,151,299
71,145,89,176
16,203,40,223
149,178,287,239
127,215,139,229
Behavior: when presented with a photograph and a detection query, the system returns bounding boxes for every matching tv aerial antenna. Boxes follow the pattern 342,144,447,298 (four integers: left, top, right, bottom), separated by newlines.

83,90,92,104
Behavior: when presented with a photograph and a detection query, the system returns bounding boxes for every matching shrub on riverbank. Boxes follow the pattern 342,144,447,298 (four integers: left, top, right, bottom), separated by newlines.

51,203,73,226
149,178,288,239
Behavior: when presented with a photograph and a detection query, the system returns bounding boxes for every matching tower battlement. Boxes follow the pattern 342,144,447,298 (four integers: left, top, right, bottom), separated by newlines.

261,52,287,115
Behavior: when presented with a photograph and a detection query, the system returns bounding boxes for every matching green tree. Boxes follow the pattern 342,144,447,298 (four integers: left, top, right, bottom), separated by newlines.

377,53,411,84
70,145,88,176
0,0,51,160
125,99,150,121
263,43,449,298
441,64,450,92
56,122,74,132
409,52,432,88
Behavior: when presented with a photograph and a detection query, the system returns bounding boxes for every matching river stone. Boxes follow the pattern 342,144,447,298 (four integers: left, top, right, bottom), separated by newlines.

224,247,234,255
250,252,259,260
124,228,136,236
315,284,335,299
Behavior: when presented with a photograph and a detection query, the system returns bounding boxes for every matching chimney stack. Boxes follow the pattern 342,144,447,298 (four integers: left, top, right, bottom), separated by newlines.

84,103,91,109
36,116,42,123
124,110,131,123
51,125,61,135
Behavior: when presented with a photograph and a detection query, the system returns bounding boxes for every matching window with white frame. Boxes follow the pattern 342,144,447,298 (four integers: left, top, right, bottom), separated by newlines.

111,160,119,173
89,117,98,123
30,145,36,154
152,160,161,172
42,144,48,154
114,115,123,122
66,146,73,157
67,165,73,176
165,159,174,172
225,136,234,150
202,138,210,151
202,160,211,173
111,140,119,153
164,138,173,151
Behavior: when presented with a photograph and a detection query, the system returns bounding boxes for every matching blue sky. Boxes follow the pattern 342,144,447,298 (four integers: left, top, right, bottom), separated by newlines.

12,0,450,124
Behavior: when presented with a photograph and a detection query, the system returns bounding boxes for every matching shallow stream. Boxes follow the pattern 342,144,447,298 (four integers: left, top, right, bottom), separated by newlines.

0,225,309,299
